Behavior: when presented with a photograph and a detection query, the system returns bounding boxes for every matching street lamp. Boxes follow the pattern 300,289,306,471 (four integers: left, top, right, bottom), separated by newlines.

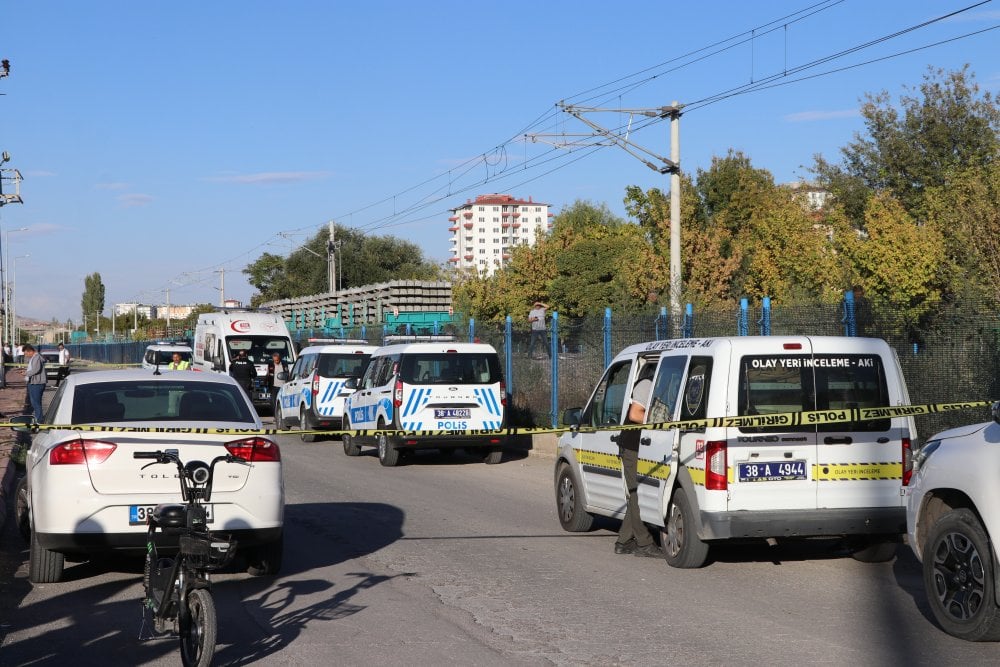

3,225,28,344
11,253,28,344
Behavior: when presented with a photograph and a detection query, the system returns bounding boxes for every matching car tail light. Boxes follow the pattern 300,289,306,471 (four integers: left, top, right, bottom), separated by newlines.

393,379,403,408
49,439,117,465
902,437,913,486
226,437,281,462
500,380,507,406
311,372,320,397
705,440,728,490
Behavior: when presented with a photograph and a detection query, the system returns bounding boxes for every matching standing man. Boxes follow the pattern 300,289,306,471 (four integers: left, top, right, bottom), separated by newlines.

22,344,46,423
167,352,190,370
56,342,72,386
527,301,550,359
614,364,662,558
266,351,287,395
228,349,257,396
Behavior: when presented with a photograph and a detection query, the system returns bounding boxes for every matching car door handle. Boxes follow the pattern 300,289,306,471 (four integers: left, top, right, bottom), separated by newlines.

823,436,853,445
609,433,620,443
876,437,890,443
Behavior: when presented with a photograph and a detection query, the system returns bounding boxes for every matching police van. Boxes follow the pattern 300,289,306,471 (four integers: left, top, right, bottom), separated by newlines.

192,310,296,407
555,336,916,568
342,340,507,466
274,340,377,443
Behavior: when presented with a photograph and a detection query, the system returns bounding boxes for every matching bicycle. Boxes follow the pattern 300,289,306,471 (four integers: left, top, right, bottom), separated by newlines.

134,449,246,667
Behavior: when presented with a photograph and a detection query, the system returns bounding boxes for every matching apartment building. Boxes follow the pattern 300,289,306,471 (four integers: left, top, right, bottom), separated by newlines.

448,193,553,276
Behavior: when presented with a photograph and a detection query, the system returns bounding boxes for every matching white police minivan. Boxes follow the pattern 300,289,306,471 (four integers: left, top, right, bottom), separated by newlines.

275,341,377,442
555,336,916,568
342,340,507,466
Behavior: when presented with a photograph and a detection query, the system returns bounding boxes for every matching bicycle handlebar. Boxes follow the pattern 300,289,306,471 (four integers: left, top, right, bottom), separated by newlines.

133,451,247,502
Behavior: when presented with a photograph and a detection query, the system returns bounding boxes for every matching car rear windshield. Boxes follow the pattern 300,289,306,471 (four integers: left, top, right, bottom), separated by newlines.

317,353,371,378
72,380,256,423
398,353,501,385
153,350,191,364
737,354,891,433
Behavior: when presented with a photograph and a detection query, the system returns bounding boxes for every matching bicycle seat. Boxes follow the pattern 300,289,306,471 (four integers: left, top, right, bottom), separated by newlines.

151,504,187,529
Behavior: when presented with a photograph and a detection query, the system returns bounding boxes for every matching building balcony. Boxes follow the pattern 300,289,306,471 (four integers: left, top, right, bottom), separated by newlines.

463,211,473,218
463,222,473,229
512,212,520,217
448,256,459,263
502,222,511,228
448,215,459,222
464,254,474,261
448,226,459,232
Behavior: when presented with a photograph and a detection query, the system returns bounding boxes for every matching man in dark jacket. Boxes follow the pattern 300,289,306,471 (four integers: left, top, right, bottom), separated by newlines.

228,349,257,396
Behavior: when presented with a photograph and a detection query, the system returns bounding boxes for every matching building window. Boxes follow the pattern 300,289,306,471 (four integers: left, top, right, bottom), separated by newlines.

478,217,484,222
479,248,486,254
493,227,499,233
494,248,500,254
479,227,485,233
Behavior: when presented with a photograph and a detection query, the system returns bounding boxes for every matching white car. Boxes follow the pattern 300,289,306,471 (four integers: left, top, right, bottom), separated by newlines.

16,369,284,584
906,402,1000,641
141,342,194,371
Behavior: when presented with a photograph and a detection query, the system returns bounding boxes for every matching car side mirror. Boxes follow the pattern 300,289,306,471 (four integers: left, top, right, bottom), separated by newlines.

277,371,288,381
992,401,1000,426
561,407,582,427
10,414,35,433
345,377,360,390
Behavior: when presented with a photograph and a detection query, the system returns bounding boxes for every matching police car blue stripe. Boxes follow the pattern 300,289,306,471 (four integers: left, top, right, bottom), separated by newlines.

402,387,422,418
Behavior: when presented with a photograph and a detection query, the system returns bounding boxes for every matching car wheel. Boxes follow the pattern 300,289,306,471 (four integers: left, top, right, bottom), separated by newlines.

29,526,65,584
555,463,594,532
923,508,1000,641
342,417,361,456
662,490,709,569
484,447,503,465
273,396,285,429
376,422,401,467
300,406,318,443
850,535,899,563
15,476,30,542
246,534,284,577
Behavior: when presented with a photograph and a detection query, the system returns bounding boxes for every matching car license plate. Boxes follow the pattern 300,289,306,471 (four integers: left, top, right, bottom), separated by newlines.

737,460,808,482
434,408,470,419
129,505,213,525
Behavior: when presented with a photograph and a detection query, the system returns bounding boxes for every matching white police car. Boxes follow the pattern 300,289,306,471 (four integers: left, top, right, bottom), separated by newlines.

141,342,193,371
274,341,376,442
906,402,1000,641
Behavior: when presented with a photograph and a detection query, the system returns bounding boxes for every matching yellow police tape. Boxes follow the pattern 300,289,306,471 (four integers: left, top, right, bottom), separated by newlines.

0,399,992,438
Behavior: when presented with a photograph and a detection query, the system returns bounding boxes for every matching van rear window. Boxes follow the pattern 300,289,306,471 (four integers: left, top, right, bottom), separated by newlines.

317,354,371,379
398,353,501,385
738,354,891,433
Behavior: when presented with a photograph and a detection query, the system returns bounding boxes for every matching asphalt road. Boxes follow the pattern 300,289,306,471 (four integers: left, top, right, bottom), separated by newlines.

2,432,998,666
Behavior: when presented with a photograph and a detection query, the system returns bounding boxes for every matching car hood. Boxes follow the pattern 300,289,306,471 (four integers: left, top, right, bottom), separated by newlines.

929,421,990,442
43,428,264,495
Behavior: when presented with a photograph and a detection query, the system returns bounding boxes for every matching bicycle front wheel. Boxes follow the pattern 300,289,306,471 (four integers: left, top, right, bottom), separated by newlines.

179,588,217,667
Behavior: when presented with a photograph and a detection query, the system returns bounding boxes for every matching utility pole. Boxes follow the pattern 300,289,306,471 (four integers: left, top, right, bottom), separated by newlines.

165,288,171,335
334,220,337,294
215,268,225,307
528,103,683,331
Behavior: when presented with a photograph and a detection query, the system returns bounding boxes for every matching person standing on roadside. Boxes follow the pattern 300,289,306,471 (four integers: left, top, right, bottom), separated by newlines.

527,301,551,359
56,342,72,386
14,343,24,365
22,344,46,423
266,351,287,395
229,349,257,396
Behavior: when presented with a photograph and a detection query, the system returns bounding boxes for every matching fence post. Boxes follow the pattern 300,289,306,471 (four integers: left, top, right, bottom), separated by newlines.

682,304,694,338
760,297,771,336
656,306,667,340
738,298,749,336
551,311,559,428
842,290,856,336
469,317,475,343
505,315,513,402
603,307,612,370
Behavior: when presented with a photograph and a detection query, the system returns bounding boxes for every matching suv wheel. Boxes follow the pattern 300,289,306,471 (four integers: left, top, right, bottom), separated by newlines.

15,476,30,542
923,508,1000,641
376,423,401,467
342,417,361,456
300,406,318,443
29,527,65,584
662,490,709,569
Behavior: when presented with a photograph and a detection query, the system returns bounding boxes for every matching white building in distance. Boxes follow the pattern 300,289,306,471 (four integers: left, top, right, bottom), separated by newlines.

448,193,553,276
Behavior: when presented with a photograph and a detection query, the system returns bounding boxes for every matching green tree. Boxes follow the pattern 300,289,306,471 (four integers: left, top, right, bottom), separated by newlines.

695,149,775,228
81,272,105,328
244,225,443,304
815,66,1000,222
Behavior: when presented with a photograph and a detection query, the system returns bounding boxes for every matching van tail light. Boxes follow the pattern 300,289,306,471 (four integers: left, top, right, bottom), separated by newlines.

902,437,913,486
50,439,117,465
500,380,507,406
393,379,403,408
311,372,320,397
705,440,728,490
226,437,281,462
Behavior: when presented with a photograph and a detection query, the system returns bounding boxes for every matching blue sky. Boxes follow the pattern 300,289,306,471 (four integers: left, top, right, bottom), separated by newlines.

1,1,997,323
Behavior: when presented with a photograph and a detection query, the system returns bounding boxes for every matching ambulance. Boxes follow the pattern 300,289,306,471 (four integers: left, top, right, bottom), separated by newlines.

342,340,507,466
192,310,296,407
274,340,377,442
555,336,916,568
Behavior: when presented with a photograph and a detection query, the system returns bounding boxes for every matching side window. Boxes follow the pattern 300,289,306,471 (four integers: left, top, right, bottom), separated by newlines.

375,356,398,387
679,356,713,423
648,355,688,424
361,357,382,390
289,358,304,380
302,354,317,378
581,360,633,427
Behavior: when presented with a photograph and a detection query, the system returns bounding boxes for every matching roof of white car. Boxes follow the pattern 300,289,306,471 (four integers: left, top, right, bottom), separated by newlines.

298,344,378,356
66,368,239,385
144,343,193,351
